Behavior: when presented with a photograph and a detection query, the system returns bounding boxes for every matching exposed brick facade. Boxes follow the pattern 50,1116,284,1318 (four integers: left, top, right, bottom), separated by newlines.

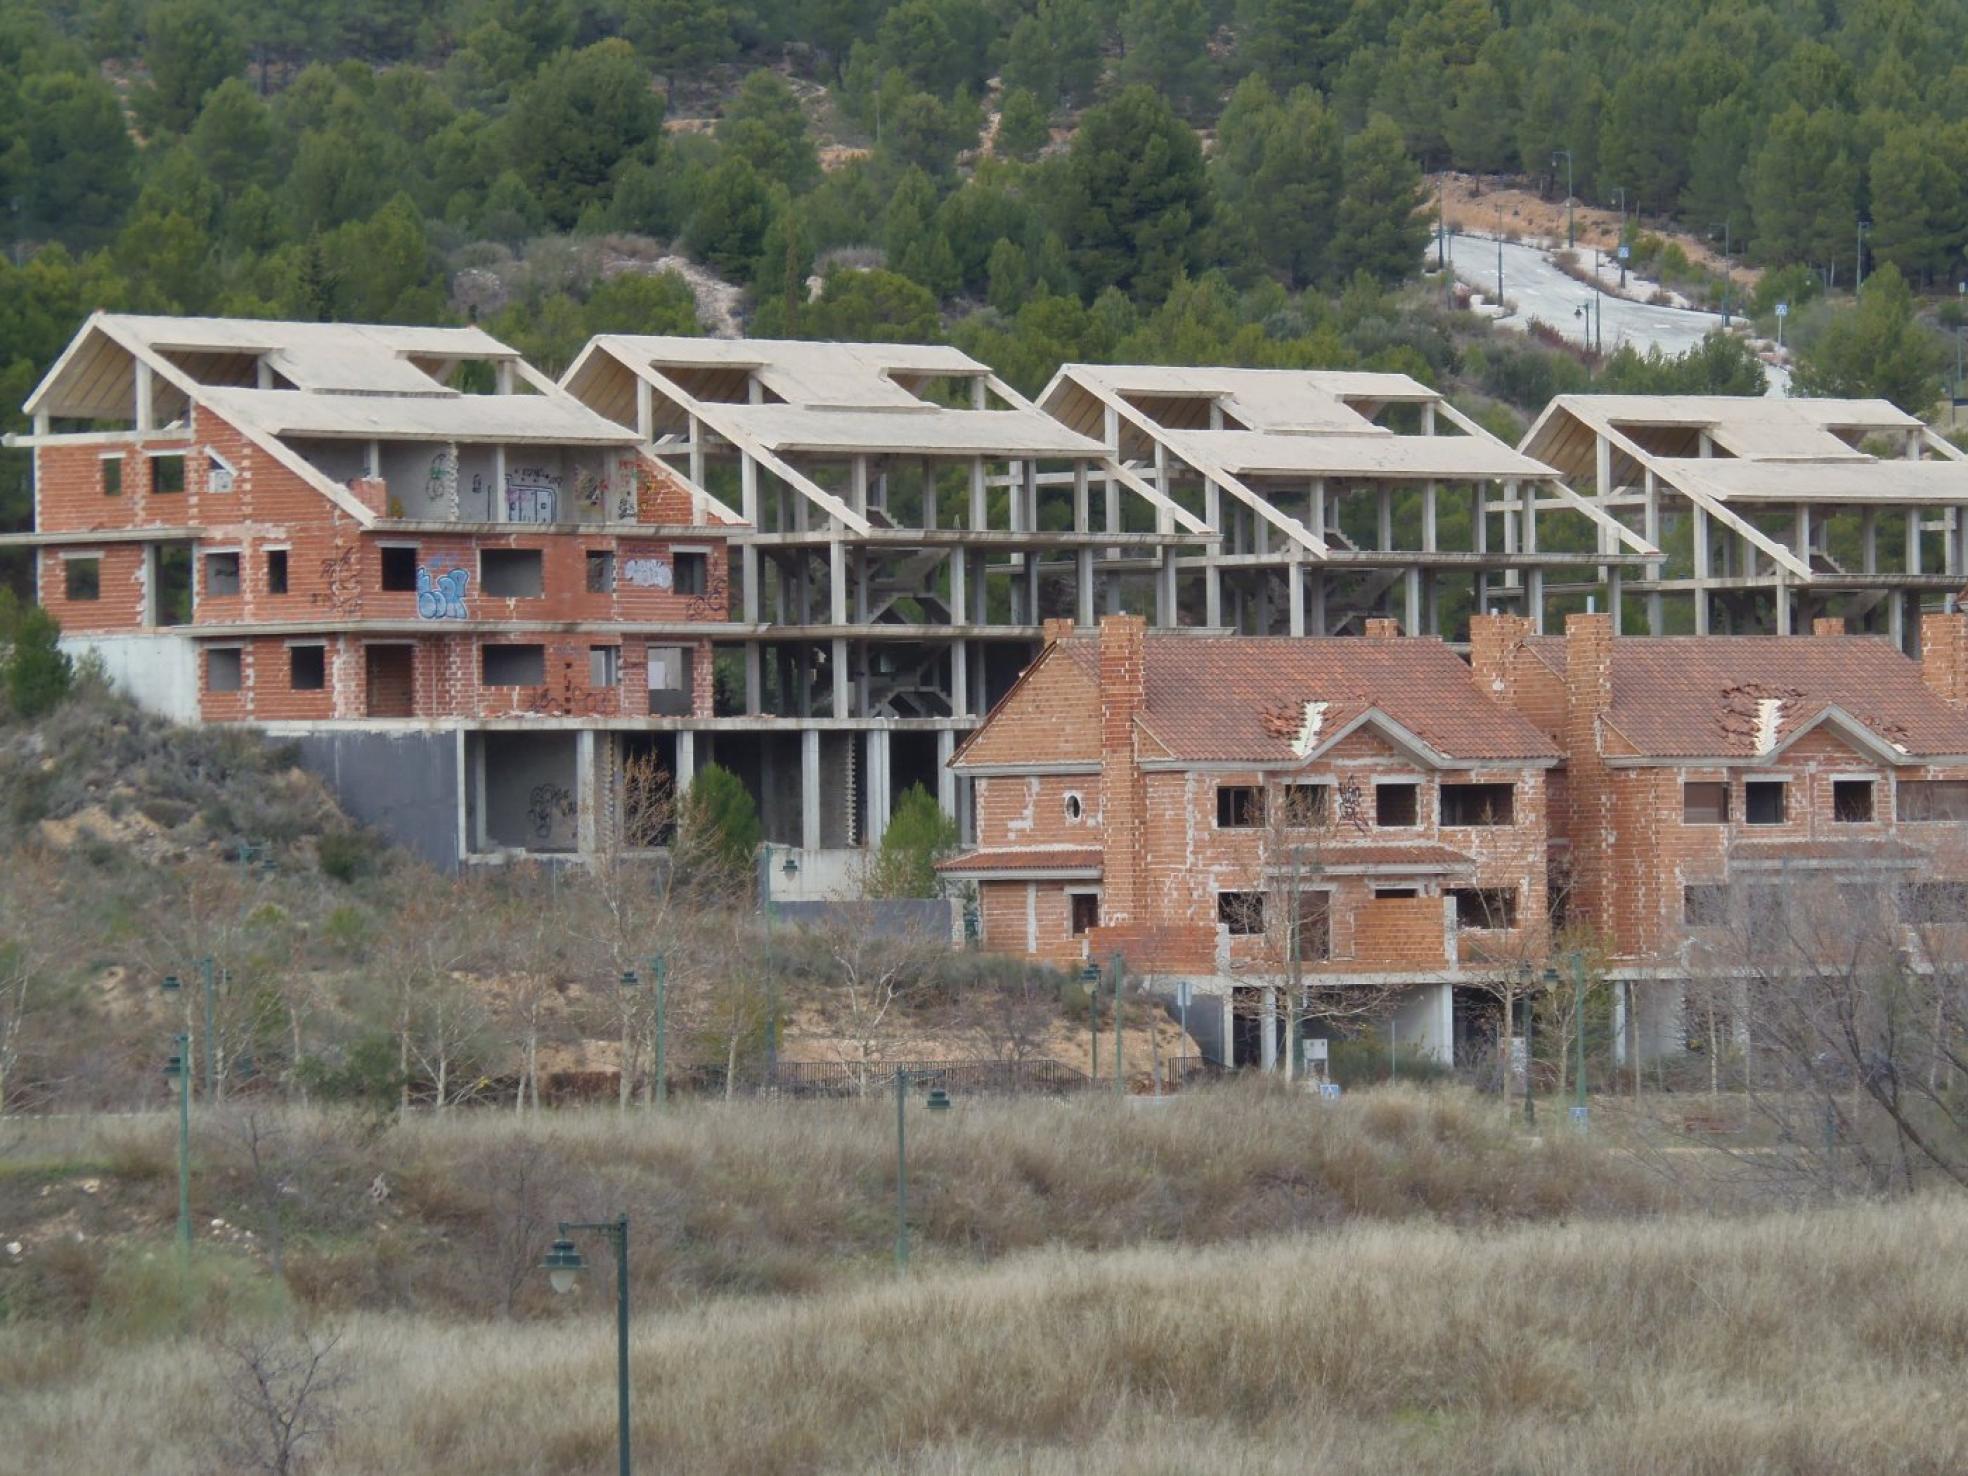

32,402,728,726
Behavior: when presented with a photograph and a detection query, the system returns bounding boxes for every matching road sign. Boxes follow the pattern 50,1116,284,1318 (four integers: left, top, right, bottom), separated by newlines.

1174,980,1193,1009
1303,1037,1329,1064
1775,302,1789,318
1616,245,1630,260
1318,1082,1342,1101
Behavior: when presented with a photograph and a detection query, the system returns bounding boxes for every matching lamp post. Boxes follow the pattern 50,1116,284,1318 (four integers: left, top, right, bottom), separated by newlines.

893,1068,951,1274
647,955,669,1109
544,1216,632,1476
1570,950,1589,1132
1081,962,1100,1081
1552,149,1575,248
163,1031,191,1256
757,846,800,1087
1495,202,1505,304
1111,954,1125,1097
199,955,217,1097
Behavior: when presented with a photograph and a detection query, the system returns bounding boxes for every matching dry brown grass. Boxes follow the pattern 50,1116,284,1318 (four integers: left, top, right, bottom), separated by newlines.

2,1085,1684,1321
7,1195,1968,1474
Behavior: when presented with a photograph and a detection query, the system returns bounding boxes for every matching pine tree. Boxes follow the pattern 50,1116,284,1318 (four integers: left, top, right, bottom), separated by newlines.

686,154,772,277
1868,121,1955,285
1118,0,1213,119
1794,264,1947,412
1329,115,1428,288
867,785,958,897
995,87,1050,162
2,601,73,720
1059,86,1210,303
718,70,819,192
1746,105,1857,276
677,763,761,884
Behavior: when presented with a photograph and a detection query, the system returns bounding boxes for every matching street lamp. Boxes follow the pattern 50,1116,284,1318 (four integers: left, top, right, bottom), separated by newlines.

1081,962,1100,1081
163,1032,191,1256
757,847,800,1086
543,1215,632,1476
894,1069,952,1274
1713,219,1733,326
1495,202,1505,305
1552,149,1575,248
1570,950,1589,1132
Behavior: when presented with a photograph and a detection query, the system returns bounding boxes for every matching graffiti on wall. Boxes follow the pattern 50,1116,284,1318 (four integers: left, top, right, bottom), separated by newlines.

527,783,577,842
575,466,605,513
505,466,561,524
425,447,460,518
416,565,470,620
684,556,729,621
312,541,361,616
620,557,673,589
1334,775,1370,834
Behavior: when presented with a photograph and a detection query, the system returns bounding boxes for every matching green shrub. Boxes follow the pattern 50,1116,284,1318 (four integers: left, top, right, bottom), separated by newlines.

317,829,380,883
2,601,73,719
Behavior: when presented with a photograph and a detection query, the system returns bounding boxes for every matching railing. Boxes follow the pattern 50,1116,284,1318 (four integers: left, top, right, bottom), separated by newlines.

1161,1055,1227,1091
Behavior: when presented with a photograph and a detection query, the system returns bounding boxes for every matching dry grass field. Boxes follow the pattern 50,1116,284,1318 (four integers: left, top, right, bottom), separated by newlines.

5,1087,1965,1473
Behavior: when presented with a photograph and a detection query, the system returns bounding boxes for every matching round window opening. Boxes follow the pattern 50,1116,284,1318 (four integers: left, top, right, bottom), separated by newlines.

1064,794,1084,821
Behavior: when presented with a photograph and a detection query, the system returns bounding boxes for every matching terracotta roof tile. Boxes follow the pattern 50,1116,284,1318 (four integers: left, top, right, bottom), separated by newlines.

1559,637,1968,759
1061,636,1557,764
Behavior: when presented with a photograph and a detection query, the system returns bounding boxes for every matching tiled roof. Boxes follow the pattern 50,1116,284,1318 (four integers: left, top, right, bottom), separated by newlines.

936,848,1103,875
1058,636,1558,764
1541,636,1968,759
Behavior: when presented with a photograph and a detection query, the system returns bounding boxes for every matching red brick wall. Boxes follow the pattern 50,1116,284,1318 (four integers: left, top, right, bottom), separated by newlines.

1098,615,1147,927
1922,612,1968,706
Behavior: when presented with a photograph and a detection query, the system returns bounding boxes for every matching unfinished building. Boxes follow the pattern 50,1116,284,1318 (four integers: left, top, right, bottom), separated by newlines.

1520,396,1968,647
1039,365,1657,640
560,337,1205,886
3,313,745,867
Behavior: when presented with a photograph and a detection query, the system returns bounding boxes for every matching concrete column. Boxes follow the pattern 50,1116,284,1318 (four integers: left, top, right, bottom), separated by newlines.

831,637,849,717
1644,469,1663,634
493,446,507,521
1309,572,1327,635
951,639,970,719
922,457,937,530
674,730,696,794
1076,548,1095,626
134,360,153,432
1863,507,1878,573
1526,567,1545,633
1204,478,1222,628
936,729,956,821
970,457,987,530
951,548,968,628
576,731,598,853
1422,481,1437,551
864,729,891,845
829,540,848,624
1908,509,1923,577
1403,567,1422,634
1288,555,1305,636
1260,987,1278,1072
801,728,821,851
1692,505,1711,635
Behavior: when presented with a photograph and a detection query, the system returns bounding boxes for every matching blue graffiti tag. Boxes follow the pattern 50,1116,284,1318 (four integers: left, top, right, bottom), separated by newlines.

416,565,470,620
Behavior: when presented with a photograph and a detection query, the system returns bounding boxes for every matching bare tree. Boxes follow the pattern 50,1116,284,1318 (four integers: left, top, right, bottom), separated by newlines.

216,1326,348,1475
483,866,572,1115
215,1107,335,1280
0,856,53,1114
379,873,480,1118
808,904,945,1096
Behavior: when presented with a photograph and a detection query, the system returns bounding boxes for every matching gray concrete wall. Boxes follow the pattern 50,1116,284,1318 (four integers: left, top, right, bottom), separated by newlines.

294,729,461,870
483,730,580,851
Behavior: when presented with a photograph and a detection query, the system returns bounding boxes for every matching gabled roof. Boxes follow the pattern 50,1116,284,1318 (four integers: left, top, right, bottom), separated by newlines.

1051,635,1559,766
1535,635,1968,761
568,335,1105,458
1040,364,1545,482
1521,394,1965,493
21,313,637,446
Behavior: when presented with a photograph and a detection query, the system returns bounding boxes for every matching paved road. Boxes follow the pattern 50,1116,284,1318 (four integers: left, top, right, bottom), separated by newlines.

1449,234,1789,394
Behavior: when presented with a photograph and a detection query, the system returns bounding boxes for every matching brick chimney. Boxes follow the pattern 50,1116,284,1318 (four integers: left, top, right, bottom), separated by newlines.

1812,617,1846,637
1364,617,1402,640
1469,611,1535,699
1564,612,1615,936
1096,614,1147,927
1042,617,1075,646
1922,609,1968,706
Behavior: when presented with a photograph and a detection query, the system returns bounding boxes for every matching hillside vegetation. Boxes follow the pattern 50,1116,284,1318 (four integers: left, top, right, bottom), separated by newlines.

8,0,1968,574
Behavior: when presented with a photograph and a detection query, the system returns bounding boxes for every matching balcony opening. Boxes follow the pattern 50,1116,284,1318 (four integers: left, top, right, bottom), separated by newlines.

1218,891,1265,935
483,644,546,686
289,644,326,691
481,548,545,598
1832,779,1874,823
1898,780,1968,822
204,551,241,597
1744,780,1786,826
1070,892,1100,935
647,645,693,715
1449,887,1518,928
379,545,418,592
674,550,708,597
151,543,193,626
206,646,242,693
266,549,289,595
365,645,414,717
1216,784,1264,828
63,557,100,601
586,549,615,593
1440,782,1514,826
1682,781,1729,824
1375,782,1419,828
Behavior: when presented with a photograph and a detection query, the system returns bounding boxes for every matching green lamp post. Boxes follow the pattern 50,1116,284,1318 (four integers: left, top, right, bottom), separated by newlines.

163,1031,191,1257
544,1215,633,1476
1080,962,1100,1081
647,955,669,1109
894,1069,952,1275
1570,950,1589,1132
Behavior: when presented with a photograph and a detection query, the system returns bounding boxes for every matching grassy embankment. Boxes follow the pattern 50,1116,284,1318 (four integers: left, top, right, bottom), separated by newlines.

6,1087,1965,1473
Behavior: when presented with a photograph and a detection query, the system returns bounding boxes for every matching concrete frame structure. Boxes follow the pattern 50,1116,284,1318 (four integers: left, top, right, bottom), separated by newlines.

561,337,1208,877
1521,395,1968,649
3,313,746,868
1041,365,1659,640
